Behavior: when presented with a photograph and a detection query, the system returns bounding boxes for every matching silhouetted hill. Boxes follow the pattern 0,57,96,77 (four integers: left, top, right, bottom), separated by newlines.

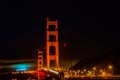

70,48,120,74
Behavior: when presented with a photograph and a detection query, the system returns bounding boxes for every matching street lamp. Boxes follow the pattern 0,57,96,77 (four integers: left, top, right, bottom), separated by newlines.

83,69,86,72
77,70,80,76
108,65,113,76
93,67,96,76
108,65,112,69
93,67,96,71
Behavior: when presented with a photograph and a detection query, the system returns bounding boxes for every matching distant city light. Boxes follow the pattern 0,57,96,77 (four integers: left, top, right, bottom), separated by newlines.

108,65,113,69
93,67,96,71
83,69,86,72
11,63,31,71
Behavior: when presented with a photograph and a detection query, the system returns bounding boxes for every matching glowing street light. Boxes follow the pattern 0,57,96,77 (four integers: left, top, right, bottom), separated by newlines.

83,69,86,72
108,65,113,75
108,65,112,69
102,72,106,76
100,69,103,72
93,67,96,71
93,67,96,76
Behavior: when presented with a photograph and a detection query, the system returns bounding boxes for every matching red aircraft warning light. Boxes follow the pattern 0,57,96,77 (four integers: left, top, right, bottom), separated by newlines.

63,43,67,47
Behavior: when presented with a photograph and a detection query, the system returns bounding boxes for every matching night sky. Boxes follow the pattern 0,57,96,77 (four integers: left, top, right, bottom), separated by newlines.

0,1,120,66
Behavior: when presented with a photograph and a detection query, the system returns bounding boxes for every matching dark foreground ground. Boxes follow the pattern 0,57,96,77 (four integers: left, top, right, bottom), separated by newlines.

67,76,120,80
0,73,120,80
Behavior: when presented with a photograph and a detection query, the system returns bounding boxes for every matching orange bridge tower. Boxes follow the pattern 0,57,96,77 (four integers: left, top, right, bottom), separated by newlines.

38,49,43,70
46,18,59,70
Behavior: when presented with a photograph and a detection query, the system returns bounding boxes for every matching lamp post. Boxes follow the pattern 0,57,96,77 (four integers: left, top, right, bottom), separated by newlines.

93,67,96,76
108,65,113,76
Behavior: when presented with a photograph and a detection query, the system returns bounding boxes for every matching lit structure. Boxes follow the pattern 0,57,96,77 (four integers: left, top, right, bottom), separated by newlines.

46,18,59,70
108,65,113,75
37,50,44,80
11,63,31,71
38,49,43,70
